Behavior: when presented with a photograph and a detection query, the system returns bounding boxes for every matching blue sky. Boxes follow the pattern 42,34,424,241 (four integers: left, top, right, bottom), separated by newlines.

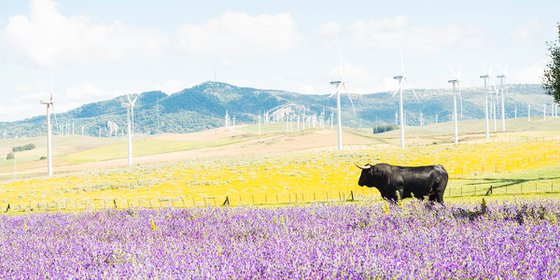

0,0,558,121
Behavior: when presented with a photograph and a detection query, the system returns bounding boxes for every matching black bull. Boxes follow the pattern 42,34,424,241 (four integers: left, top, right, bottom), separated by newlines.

356,163,448,203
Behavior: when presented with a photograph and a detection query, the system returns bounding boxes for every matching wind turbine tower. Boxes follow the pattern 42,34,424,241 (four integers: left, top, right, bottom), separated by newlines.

392,49,419,148
496,63,508,131
122,93,138,166
448,79,460,144
329,39,355,151
480,73,490,139
40,93,54,176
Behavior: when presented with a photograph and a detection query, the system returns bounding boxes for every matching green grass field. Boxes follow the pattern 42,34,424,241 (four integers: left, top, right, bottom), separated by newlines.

0,117,559,212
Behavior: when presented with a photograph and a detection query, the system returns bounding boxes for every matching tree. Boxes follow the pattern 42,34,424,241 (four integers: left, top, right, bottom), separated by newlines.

543,23,560,104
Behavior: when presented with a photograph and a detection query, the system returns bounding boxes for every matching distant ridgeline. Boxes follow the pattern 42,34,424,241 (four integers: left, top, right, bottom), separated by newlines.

0,82,553,138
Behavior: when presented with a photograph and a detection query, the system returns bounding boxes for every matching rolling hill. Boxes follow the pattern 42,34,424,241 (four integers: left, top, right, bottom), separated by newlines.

0,82,553,138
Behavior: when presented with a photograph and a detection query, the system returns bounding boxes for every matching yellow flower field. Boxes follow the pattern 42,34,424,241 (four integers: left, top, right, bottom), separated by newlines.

1,139,559,211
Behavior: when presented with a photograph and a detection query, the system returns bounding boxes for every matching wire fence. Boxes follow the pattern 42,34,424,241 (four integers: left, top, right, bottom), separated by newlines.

2,181,560,214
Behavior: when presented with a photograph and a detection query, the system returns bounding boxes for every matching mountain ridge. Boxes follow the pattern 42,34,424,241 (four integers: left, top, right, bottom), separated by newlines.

0,81,552,138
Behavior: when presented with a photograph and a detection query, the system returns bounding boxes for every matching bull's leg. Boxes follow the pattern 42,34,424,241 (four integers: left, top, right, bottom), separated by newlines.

382,191,398,203
429,194,437,201
436,191,444,203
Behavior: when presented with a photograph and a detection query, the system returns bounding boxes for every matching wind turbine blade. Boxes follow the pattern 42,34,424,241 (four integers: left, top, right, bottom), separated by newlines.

447,65,457,79
336,37,344,81
391,87,399,97
399,46,405,75
402,77,419,101
329,85,340,98
51,104,59,129
496,63,504,75
342,83,356,115
504,61,508,76
411,87,419,101
479,58,489,75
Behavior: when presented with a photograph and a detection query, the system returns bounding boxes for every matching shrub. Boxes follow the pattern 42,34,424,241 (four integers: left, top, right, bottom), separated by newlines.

373,125,398,134
12,143,36,152
6,152,14,160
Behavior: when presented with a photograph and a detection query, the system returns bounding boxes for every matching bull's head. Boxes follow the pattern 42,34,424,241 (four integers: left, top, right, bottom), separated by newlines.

355,162,373,187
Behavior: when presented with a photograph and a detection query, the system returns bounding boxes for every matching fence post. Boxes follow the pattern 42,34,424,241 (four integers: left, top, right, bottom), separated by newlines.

113,199,118,209
485,186,493,196
276,194,279,204
252,194,255,205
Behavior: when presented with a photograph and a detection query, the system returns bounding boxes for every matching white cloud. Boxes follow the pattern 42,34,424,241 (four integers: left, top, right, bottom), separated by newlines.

3,0,167,68
327,62,396,94
320,16,491,52
65,81,117,103
2,80,124,121
510,63,544,84
177,11,300,54
514,20,541,44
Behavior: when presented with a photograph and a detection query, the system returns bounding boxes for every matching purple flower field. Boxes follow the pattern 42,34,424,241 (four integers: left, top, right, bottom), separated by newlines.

1,200,559,279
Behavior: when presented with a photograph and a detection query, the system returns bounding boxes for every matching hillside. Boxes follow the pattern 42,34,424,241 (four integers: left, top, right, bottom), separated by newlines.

0,82,553,138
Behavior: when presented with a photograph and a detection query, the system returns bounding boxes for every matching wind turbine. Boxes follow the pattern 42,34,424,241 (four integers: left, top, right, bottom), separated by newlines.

448,67,460,144
329,39,356,151
122,92,138,166
528,103,532,122
392,48,419,148
496,63,508,131
480,62,491,139
40,92,54,176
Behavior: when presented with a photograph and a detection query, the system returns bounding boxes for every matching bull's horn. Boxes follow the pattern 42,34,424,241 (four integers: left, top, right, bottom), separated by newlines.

354,162,371,170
